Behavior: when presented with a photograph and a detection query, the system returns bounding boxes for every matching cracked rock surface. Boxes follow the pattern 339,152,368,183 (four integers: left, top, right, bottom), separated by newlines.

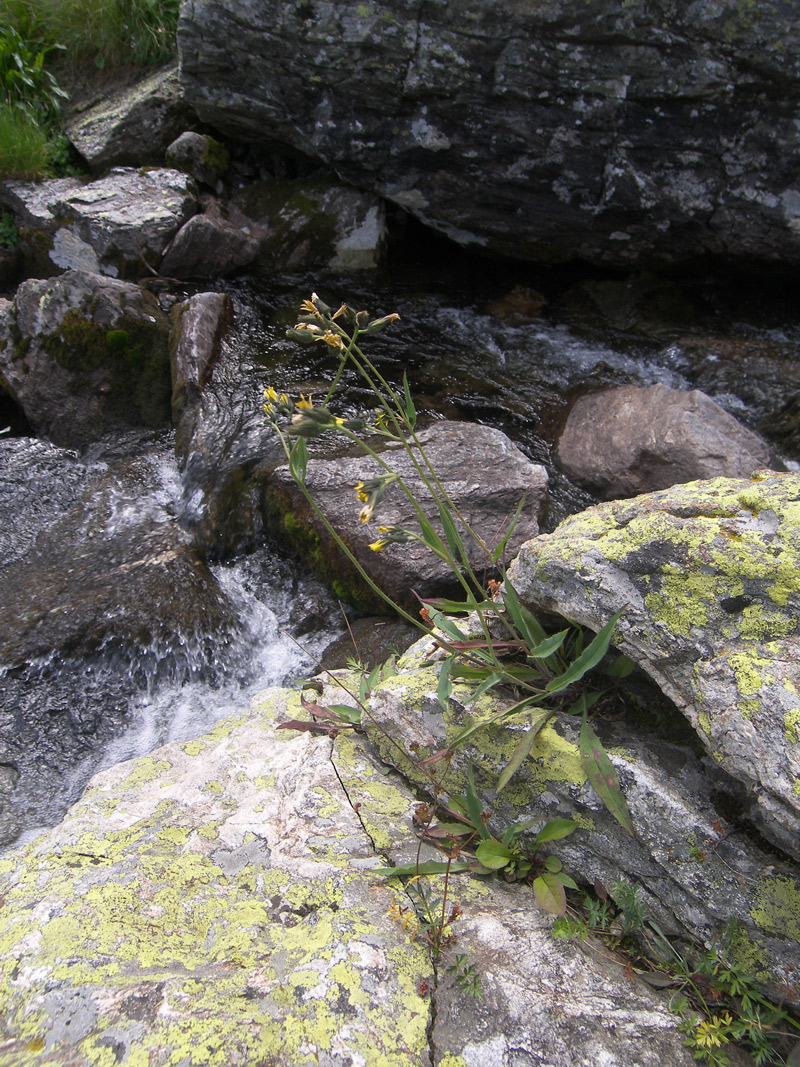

0,682,697,1066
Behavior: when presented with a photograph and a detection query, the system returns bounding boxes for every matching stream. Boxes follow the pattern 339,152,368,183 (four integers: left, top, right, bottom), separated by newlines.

2,239,799,848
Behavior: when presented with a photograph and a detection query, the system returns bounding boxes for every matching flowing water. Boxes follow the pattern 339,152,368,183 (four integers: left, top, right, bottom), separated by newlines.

2,247,799,847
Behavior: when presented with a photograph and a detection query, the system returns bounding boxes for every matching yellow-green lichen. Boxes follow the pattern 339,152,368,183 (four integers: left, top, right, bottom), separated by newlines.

751,874,800,942
785,709,800,745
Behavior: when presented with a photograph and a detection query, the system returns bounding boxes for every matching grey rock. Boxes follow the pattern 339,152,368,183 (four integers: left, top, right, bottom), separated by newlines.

66,63,197,171
266,420,549,612
170,290,234,467
0,270,172,448
0,453,238,668
179,0,800,268
0,684,698,1065
231,177,387,272
1,168,197,278
361,637,800,1006
556,384,774,498
506,471,800,862
165,130,229,187
160,208,259,279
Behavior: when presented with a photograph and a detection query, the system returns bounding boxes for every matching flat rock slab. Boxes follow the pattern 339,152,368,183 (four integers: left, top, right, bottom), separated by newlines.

507,471,800,861
556,384,774,499
66,63,197,171
0,684,697,1066
266,420,549,612
2,168,197,278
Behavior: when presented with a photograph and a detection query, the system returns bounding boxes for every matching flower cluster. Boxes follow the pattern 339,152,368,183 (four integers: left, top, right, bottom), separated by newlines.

354,474,398,523
368,526,413,552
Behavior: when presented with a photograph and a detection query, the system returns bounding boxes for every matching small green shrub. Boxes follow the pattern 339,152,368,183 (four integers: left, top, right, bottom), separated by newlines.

0,18,66,129
0,104,49,180
0,210,20,248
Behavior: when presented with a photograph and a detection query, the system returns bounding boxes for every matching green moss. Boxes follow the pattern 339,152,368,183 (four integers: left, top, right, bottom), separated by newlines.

202,136,229,175
40,303,171,430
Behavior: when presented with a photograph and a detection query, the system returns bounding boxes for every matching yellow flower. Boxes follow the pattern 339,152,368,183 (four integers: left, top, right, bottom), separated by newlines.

354,481,369,503
359,503,374,524
300,298,321,318
332,303,348,320
369,536,390,552
264,385,279,402
297,394,314,410
315,328,345,350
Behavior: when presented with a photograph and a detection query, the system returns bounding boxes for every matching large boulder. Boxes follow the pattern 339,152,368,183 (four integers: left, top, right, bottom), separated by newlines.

0,684,700,1066
265,420,549,612
179,0,800,268
160,206,260,279
1,168,197,279
506,471,800,861
556,384,774,498
66,63,198,171
0,270,172,448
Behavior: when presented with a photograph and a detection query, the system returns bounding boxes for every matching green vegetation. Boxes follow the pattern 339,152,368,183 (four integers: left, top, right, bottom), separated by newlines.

0,0,178,179
555,900,800,1066
3,0,178,70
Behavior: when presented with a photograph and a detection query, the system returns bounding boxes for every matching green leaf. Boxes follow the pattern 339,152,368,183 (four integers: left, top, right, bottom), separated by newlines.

423,597,494,614
556,872,579,891
491,493,527,564
327,704,362,725
288,437,308,483
468,670,504,704
475,839,513,870
495,707,557,795
604,654,637,679
545,610,623,694
527,630,568,659
543,855,562,873
437,654,454,710
533,872,567,915
465,766,489,838
427,821,473,839
535,818,578,845
437,500,470,569
416,512,447,556
579,704,636,838
402,372,417,430
426,605,468,642
502,582,547,646
374,860,473,878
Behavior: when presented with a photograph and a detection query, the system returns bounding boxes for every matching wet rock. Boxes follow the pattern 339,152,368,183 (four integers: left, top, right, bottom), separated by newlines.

170,292,233,459
160,207,259,279
318,615,419,671
507,471,800,862
557,275,697,337
1,168,197,278
66,63,198,171
0,684,698,1065
0,454,238,668
179,0,800,269
231,177,386,272
165,130,230,187
265,420,549,613
0,270,172,449
0,437,97,566
361,638,800,1006
556,384,774,498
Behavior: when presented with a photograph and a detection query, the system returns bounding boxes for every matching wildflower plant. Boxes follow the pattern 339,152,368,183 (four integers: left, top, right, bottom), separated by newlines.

268,293,636,906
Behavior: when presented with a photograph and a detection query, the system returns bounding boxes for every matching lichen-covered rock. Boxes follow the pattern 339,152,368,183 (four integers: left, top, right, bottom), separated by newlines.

179,0,800,268
556,384,774,498
165,130,230,187
361,639,800,1006
231,177,386,272
506,471,800,861
0,270,172,448
66,63,198,171
1,168,197,279
0,684,699,1066
265,420,549,612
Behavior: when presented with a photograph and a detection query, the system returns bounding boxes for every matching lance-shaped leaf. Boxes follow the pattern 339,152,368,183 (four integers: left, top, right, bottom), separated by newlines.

535,818,578,845
437,654,454,710
402,372,417,429
579,702,636,837
545,609,623,693
491,493,528,564
494,708,556,795
534,872,567,915
527,630,568,659
436,499,470,570
503,581,547,647
289,437,308,482
374,859,473,878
